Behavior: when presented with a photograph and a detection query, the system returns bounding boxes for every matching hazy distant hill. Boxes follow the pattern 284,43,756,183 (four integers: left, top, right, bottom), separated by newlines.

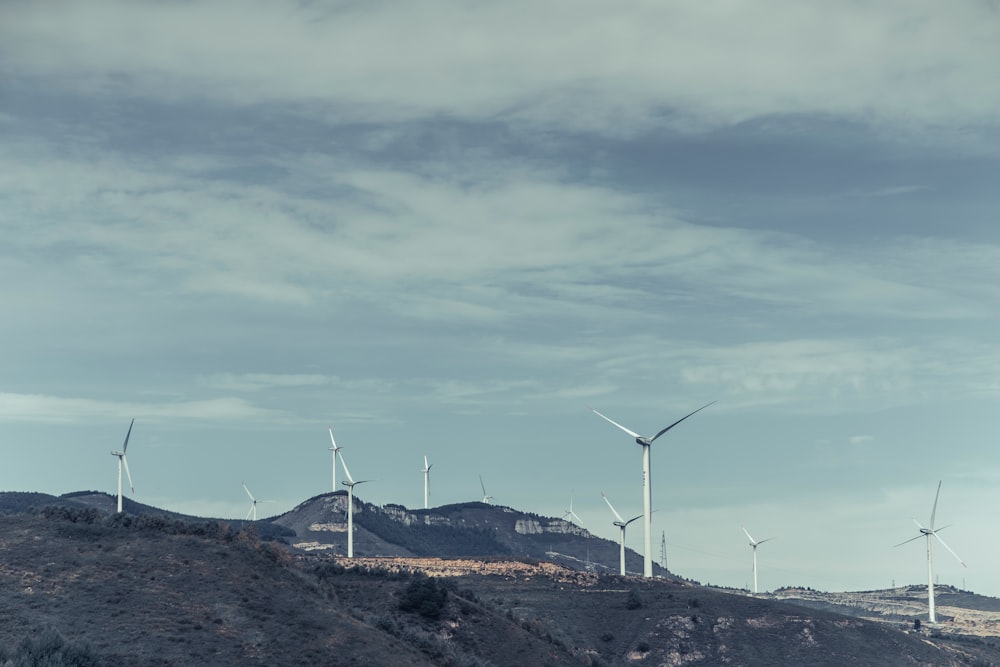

271,492,666,576
1,508,998,666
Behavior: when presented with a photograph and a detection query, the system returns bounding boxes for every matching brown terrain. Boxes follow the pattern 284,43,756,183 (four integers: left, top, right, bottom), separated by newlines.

1,492,999,665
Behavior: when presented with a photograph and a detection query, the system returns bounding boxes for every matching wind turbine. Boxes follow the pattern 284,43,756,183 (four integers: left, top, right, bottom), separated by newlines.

602,492,642,576
422,455,432,509
328,427,343,492
110,419,136,513
242,482,272,521
479,474,493,504
562,490,583,525
741,526,775,594
338,451,370,558
590,401,715,577
895,480,967,623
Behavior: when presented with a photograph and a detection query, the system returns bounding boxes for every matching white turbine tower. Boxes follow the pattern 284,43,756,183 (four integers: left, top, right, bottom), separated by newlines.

422,455,432,509
479,474,493,504
110,418,136,514
895,480,967,623
741,526,775,594
562,490,583,525
242,482,271,521
602,492,642,576
338,451,370,558
590,402,714,577
328,427,343,492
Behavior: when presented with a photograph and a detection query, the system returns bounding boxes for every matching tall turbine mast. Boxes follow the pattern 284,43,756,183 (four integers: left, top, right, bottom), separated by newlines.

422,455,432,509
602,492,642,576
591,401,714,577
338,450,370,558
895,480,966,623
328,427,343,492
741,526,775,594
110,419,136,514
562,490,583,525
479,474,493,504
242,482,259,521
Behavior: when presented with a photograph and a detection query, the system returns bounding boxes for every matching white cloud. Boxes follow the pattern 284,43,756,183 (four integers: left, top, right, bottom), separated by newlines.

3,1,998,136
0,393,285,423
199,373,331,392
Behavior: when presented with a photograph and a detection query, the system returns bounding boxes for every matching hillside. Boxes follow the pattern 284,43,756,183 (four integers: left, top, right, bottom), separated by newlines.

2,508,1000,666
272,492,665,576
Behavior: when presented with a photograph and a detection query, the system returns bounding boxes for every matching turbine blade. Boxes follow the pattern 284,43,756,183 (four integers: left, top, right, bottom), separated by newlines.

649,401,716,442
757,537,776,545
930,480,942,530
894,533,925,548
625,514,643,526
424,455,429,469
337,450,355,484
570,511,583,524
245,505,254,521
480,474,487,496
601,492,626,523
121,418,135,454
589,408,641,439
242,482,255,501
933,532,967,568
328,427,338,450
741,525,756,544
122,456,134,494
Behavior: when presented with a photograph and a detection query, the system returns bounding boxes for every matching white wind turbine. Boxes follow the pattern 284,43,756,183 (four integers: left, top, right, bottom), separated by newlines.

328,427,343,492
562,490,583,526
479,474,493,504
591,402,715,577
895,480,967,623
339,450,370,558
422,455,432,509
110,419,136,514
242,482,273,521
602,492,642,576
741,526,775,594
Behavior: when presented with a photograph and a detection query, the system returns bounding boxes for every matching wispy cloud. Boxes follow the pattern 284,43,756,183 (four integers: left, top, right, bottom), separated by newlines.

0,393,284,423
199,374,331,392
4,1,998,136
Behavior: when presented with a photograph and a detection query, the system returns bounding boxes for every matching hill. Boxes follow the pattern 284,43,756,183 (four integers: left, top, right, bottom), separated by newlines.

2,508,1000,665
272,492,666,576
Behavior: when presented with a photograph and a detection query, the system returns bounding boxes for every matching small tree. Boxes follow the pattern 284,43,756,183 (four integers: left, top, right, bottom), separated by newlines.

399,574,449,619
626,588,643,610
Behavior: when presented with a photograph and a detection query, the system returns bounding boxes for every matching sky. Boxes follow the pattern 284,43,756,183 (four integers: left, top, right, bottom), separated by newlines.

2,1,999,596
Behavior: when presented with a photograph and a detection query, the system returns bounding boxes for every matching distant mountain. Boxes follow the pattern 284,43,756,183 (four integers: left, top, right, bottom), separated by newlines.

271,492,670,577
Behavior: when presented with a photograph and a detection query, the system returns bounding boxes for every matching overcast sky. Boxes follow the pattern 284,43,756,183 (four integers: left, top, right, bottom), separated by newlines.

3,1,999,596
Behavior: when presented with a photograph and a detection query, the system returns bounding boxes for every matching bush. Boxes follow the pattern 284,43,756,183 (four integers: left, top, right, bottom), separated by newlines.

626,588,642,610
0,627,100,666
399,574,449,620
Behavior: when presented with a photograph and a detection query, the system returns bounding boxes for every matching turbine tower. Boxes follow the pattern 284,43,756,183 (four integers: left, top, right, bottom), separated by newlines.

591,402,714,577
602,492,642,576
422,455,432,509
328,427,343,492
742,526,775,594
110,418,136,513
479,474,493,504
242,482,266,521
895,480,967,623
562,490,583,525
338,451,370,558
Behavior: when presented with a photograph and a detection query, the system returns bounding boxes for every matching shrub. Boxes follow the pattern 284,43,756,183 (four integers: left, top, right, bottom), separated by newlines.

626,588,642,610
399,574,449,620
0,627,100,666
